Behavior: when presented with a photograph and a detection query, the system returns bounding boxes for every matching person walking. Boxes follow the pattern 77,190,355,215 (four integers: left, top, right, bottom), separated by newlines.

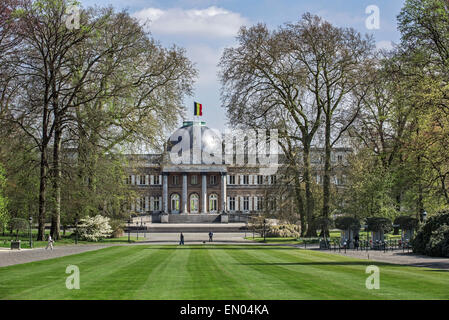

45,234,54,250
209,231,213,242
179,232,184,245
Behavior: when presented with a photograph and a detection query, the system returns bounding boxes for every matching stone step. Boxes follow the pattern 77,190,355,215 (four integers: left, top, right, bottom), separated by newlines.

168,214,221,223
127,223,248,233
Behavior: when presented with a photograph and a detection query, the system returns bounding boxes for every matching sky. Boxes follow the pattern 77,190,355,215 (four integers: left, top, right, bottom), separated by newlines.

79,0,406,132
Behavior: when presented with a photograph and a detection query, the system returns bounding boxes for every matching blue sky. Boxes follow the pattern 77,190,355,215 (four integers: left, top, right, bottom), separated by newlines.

80,0,406,131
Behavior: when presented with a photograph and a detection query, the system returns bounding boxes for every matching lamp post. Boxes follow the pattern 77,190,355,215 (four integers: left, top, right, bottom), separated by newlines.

421,210,427,222
28,216,33,248
127,216,131,243
74,214,79,245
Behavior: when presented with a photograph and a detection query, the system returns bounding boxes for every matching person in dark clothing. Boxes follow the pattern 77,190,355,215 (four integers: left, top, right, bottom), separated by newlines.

354,234,360,250
209,231,213,242
180,232,184,245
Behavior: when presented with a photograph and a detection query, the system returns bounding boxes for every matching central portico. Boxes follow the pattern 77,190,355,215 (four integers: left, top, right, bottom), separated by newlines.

161,165,227,215
160,120,227,218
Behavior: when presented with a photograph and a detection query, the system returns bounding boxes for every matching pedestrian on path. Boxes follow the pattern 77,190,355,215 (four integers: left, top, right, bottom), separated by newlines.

209,231,213,242
45,235,54,250
179,232,184,245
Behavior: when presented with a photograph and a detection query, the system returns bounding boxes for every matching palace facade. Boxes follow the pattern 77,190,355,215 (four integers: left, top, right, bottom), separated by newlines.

125,121,351,223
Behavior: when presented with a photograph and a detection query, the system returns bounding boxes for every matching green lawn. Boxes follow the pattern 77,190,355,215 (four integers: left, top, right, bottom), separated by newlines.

1,244,448,300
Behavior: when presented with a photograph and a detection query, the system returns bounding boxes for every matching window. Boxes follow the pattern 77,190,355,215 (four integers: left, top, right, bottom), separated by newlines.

153,197,160,211
126,175,132,185
229,175,235,185
210,175,217,185
171,194,180,213
209,194,218,212
337,155,343,162
270,175,277,184
243,175,249,185
154,175,160,185
243,196,249,211
191,175,198,185
270,198,277,211
190,194,199,213
172,175,179,185
140,175,146,185
257,197,264,211
257,175,263,185
139,197,145,212
229,197,236,211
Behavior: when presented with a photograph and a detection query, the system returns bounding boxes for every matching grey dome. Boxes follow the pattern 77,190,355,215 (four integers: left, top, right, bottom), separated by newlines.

166,121,222,164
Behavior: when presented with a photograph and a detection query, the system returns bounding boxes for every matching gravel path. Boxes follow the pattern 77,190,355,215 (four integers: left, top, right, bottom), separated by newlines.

309,247,449,270
0,245,109,268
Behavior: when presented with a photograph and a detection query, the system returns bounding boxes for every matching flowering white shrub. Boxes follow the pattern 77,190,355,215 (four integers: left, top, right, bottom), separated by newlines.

266,224,300,238
78,215,113,241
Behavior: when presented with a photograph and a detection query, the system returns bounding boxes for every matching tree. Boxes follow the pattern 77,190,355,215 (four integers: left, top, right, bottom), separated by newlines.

397,0,449,211
285,14,374,237
0,164,8,235
2,0,196,240
220,16,325,236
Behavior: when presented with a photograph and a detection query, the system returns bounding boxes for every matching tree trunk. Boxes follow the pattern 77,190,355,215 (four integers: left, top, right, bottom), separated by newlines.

37,145,48,241
50,115,62,240
303,144,316,237
293,173,306,236
321,116,331,237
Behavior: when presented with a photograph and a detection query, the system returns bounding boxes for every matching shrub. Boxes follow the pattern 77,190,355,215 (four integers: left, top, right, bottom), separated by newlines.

78,215,112,241
394,215,418,230
335,216,360,232
366,217,392,233
266,224,300,238
412,210,449,257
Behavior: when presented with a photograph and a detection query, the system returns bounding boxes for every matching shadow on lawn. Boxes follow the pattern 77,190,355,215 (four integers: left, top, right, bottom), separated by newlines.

141,245,294,250
236,261,395,267
237,261,449,271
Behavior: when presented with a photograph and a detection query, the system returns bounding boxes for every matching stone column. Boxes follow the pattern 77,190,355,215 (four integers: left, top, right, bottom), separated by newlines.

163,173,168,213
221,173,227,213
202,173,207,213
182,173,188,214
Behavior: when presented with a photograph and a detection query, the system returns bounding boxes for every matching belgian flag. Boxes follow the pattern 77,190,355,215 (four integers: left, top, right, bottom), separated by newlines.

194,101,203,116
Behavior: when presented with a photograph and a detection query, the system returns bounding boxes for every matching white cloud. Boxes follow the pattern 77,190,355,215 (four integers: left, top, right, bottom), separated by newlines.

186,44,223,86
132,6,249,38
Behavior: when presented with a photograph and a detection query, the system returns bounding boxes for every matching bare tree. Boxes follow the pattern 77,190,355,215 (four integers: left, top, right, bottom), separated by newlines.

219,14,373,236
2,0,196,240
282,14,374,236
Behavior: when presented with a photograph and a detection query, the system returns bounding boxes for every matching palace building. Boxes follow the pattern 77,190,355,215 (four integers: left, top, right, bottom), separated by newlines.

125,120,351,223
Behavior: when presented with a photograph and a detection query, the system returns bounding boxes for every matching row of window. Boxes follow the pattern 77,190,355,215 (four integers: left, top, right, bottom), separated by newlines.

228,196,276,211
129,195,276,213
126,175,161,185
315,174,347,185
227,175,276,185
126,174,218,186
127,173,345,187
312,154,345,164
